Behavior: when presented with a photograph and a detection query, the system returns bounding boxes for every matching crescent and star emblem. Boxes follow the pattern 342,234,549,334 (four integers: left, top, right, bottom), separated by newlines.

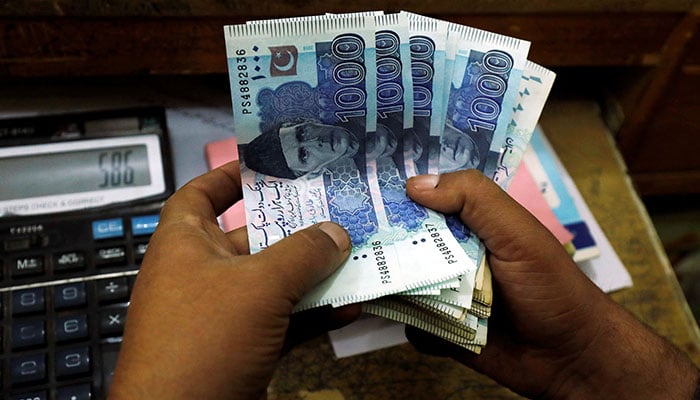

269,46,298,76
274,51,296,72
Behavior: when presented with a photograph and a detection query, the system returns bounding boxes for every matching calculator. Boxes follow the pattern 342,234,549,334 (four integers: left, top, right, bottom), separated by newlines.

0,107,175,400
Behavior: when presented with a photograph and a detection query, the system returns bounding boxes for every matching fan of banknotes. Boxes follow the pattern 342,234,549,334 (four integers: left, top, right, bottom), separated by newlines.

224,11,555,353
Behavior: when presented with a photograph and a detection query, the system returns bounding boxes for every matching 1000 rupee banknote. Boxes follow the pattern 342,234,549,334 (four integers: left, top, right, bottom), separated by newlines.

386,61,553,353
399,62,554,351
404,11,449,176
398,62,553,354
227,17,392,310
432,24,531,308
489,61,556,189
369,13,473,300
429,61,554,311
367,14,477,303
442,23,530,175
225,16,472,311
367,17,535,339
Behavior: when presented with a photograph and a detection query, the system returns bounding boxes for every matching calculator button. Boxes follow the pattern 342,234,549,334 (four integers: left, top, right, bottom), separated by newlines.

54,251,86,272
4,234,49,252
12,256,45,277
134,242,149,262
97,277,129,303
55,314,89,343
95,246,127,266
11,391,48,400
12,319,46,349
131,214,159,236
92,218,124,240
100,343,121,395
56,346,91,378
12,288,46,315
4,236,31,252
54,282,87,309
100,306,127,337
10,353,47,384
57,384,92,400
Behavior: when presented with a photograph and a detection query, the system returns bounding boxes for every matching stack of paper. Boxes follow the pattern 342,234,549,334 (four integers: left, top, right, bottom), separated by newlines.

517,127,632,294
518,127,599,261
223,11,555,353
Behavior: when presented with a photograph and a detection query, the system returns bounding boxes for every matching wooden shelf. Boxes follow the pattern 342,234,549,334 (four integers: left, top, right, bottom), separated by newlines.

0,13,682,78
0,4,698,194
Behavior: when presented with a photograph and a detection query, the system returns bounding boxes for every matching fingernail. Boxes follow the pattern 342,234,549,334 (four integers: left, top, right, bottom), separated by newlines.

318,222,351,252
410,174,439,191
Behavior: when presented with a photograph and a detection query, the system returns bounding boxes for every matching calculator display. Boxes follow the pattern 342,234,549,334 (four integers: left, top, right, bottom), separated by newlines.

0,134,167,217
0,144,151,201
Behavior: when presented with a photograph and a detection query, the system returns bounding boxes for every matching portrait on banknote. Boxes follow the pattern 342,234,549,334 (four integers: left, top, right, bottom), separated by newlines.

240,118,361,179
240,117,409,180
438,122,487,173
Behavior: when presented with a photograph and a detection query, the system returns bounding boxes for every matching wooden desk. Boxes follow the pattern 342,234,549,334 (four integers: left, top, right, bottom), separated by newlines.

267,98,700,399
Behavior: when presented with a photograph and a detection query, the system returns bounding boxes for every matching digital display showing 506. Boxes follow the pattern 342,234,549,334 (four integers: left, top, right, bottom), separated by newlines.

0,145,151,201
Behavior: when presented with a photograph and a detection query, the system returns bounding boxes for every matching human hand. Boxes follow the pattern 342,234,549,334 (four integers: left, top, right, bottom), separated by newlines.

405,170,698,399
108,161,360,400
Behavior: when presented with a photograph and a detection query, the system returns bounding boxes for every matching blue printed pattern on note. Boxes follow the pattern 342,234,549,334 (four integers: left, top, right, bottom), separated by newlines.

316,34,369,123
376,156,428,231
372,24,433,232
445,214,471,242
256,79,379,246
257,82,320,130
376,29,408,121
409,34,436,175
410,35,435,119
443,49,515,173
325,158,378,245
316,33,380,245
405,11,449,176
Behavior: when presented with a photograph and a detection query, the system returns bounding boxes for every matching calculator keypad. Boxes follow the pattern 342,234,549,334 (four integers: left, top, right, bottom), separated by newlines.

1,207,161,399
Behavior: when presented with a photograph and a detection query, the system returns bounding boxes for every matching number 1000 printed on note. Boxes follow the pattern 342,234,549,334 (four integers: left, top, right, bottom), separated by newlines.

225,16,472,310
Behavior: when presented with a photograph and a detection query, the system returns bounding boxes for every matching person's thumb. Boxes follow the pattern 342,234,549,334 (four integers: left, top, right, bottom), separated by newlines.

252,221,351,305
405,169,567,268
405,170,604,338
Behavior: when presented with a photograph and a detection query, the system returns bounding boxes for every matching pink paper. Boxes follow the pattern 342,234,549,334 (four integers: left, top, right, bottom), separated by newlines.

204,137,247,231
507,163,574,245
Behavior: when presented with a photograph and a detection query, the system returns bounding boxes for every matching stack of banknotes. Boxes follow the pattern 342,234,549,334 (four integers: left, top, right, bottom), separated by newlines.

224,11,555,353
